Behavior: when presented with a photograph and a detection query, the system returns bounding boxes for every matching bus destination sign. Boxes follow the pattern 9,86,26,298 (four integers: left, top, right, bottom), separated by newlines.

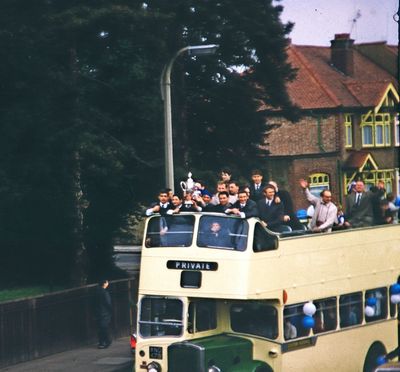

281,336,317,353
167,260,218,271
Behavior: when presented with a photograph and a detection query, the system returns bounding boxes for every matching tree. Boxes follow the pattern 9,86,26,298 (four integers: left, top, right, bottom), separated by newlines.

0,0,296,286
0,0,170,285
146,0,297,179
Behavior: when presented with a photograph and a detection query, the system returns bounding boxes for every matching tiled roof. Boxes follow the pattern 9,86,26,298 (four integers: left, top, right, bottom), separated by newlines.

342,151,378,170
285,43,397,110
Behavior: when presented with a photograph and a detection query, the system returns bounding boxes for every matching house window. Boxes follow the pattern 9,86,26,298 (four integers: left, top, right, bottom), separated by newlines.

361,113,391,147
395,115,399,147
361,170,393,192
309,173,330,197
375,124,384,145
378,113,391,146
344,114,353,148
345,170,394,194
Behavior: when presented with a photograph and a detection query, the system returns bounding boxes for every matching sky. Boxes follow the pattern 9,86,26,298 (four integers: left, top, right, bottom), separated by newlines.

275,0,398,46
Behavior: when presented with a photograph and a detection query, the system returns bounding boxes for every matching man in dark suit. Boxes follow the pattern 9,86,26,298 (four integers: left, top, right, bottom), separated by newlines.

200,221,232,248
212,191,233,213
145,189,174,216
225,189,258,218
145,189,174,246
344,180,374,228
249,169,267,202
257,184,285,232
95,279,112,348
269,181,303,230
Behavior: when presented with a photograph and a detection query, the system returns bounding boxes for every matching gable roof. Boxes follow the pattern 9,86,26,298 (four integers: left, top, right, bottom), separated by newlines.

285,42,397,110
342,151,378,171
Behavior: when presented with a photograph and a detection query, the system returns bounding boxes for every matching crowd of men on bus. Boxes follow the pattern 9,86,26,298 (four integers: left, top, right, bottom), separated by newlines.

145,168,400,234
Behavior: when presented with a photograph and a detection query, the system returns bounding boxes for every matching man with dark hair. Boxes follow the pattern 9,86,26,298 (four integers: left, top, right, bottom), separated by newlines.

145,189,173,216
249,169,266,202
225,189,258,218
95,279,112,349
212,191,233,213
299,179,337,233
228,180,240,204
219,168,232,183
257,184,285,232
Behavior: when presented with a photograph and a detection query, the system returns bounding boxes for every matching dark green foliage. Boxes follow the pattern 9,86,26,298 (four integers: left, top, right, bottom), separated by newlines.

0,0,296,286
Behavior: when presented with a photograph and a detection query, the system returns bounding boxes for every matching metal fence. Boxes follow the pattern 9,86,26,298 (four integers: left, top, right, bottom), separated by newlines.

0,278,138,368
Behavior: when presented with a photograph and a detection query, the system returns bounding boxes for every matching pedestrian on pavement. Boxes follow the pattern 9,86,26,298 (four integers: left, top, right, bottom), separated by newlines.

95,279,112,349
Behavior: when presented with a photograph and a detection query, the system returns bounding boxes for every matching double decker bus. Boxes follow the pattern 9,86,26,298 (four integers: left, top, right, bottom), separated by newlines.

135,213,400,372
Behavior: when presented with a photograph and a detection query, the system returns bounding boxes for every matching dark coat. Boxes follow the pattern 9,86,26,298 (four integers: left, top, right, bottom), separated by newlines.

95,286,112,322
257,199,284,230
345,191,374,227
276,189,303,229
231,199,259,218
249,183,266,202
211,203,233,213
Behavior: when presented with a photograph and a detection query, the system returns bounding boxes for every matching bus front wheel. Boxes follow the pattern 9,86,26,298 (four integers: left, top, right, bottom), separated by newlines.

363,341,386,372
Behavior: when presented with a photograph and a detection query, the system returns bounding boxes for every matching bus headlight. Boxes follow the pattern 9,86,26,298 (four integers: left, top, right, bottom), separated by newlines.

147,361,161,372
208,366,221,372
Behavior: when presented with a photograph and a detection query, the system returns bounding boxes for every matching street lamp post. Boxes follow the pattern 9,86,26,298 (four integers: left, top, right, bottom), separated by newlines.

160,44,219,192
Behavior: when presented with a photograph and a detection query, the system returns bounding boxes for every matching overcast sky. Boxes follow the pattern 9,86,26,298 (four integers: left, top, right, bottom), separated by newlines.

276,0,398,46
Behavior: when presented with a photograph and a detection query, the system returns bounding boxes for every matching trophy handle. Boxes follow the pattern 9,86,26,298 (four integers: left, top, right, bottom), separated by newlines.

180,181,187,191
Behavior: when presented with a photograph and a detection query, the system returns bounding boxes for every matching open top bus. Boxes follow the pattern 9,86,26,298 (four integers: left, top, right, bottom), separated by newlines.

135,213,400,372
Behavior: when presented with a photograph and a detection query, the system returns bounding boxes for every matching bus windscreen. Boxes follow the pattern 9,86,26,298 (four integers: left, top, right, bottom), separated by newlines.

197,216,248,251
145,215,195,247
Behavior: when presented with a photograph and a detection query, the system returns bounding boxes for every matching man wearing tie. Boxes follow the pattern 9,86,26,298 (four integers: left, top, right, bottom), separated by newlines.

225,189,258,218
257,184,285,232
344,180,373,228
249,169,266,202
145,189,174,246
145,189,173,216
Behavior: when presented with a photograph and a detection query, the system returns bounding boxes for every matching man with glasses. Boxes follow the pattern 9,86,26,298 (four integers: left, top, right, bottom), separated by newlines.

299,179,337,233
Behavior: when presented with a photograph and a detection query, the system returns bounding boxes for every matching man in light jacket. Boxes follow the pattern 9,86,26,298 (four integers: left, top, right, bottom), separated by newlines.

299,179,337,233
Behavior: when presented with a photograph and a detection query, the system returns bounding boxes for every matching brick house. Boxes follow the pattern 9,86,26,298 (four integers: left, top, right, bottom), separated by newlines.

263,34,399,211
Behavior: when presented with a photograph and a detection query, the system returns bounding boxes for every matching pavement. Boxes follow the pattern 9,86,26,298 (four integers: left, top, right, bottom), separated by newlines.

1,337,134,372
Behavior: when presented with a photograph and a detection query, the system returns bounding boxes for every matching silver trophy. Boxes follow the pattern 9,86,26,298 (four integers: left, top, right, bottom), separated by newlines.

180,172,195,193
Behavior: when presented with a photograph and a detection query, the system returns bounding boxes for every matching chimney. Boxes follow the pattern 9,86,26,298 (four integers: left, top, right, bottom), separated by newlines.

330,33,354,76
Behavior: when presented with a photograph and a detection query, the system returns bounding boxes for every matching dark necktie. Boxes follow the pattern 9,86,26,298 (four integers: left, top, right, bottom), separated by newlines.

355,194,361,206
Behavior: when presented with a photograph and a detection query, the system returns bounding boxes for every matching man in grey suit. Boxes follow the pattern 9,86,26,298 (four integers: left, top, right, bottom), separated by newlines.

344,180,374,228
299,179,337,233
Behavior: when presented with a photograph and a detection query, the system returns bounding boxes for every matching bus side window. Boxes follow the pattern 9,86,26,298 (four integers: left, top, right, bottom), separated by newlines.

230,302,278,340
390,292,397,318
283,303,310,340
339,292,362,328
188,299,217,334
253,223,278,252
313,297,337,334
365,287,388,323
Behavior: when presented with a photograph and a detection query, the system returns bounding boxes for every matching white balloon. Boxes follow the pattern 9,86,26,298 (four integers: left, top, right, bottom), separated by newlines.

303,302,316,316
391,294,400,304
365,305,375,317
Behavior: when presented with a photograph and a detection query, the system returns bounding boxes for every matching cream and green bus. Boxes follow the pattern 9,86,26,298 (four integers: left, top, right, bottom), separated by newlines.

135,213,400,372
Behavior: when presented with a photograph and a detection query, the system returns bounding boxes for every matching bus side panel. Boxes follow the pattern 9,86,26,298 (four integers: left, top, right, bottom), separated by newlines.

281,321,397,372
